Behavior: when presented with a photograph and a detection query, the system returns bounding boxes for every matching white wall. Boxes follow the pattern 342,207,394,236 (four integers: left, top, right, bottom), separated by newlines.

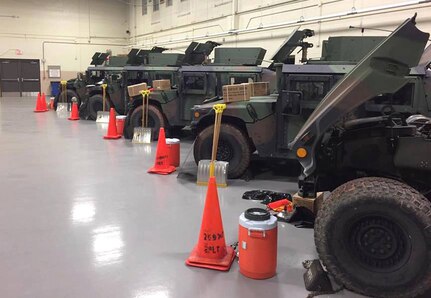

1,0,430,94
128,0,431,65
0,0,129,93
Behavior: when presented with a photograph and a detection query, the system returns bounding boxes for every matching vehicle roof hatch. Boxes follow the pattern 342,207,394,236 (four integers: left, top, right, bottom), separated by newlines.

271,28,314,66
127,47,168,65
91,52,109,66
183,41,221,65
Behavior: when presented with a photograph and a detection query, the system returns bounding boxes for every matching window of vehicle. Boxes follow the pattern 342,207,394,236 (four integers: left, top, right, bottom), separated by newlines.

183,74,206,94
291,80,330,102
369,83,414,106
155,73,172,81
229,76,254,84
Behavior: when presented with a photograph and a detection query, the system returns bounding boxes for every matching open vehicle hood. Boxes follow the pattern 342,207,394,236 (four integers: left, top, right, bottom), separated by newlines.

289,15,430,176
419,43,431,68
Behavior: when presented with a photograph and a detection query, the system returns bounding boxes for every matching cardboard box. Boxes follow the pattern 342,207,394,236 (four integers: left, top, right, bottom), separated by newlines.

292,192,324,214
152,79,171,90
222,83,252,103
250,82,270,96
127,82,147,97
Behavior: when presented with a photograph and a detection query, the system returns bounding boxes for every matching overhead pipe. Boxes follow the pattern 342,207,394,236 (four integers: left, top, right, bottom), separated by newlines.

130,0,430,48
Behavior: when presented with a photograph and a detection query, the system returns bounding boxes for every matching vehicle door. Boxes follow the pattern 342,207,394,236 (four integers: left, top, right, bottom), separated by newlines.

180,72,216,121
277,74,334,149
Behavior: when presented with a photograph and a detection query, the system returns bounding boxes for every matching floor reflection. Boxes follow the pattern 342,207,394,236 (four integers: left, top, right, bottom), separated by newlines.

92,225,124,266
71,201,95,224
134,286,170,298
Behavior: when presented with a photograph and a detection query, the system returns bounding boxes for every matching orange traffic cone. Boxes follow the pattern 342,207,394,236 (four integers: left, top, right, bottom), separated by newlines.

103,108,121,139
147,127,176,175
34,93,48,113
185,176,235,271
49,98,54,110
68,102,80,120
40,93,48,111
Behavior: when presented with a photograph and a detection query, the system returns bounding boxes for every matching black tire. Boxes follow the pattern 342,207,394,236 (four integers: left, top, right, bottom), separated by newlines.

315,177,431,298
124,104,166,140
87,94,111,121
193,123,251,179
54,89,79,110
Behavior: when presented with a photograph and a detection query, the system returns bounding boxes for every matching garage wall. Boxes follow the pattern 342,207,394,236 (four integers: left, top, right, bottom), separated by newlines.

0,0,129,94
128,0,431,65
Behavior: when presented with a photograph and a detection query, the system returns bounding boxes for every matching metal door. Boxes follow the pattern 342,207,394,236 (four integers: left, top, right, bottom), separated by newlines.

20,60,40,93
0,59,40,96
0,60,20,95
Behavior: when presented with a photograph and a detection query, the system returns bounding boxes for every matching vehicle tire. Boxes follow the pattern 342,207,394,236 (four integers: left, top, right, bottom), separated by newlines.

315,177,431,298
54,89,79,110
87,94,110,121
124,104,166,140
193,123,251,179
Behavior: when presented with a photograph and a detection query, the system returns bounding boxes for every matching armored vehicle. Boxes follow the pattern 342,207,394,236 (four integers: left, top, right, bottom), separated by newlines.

192,28,430,179
290,16,431,298
123,45,276,139
53,51,127,112
79,47,170,120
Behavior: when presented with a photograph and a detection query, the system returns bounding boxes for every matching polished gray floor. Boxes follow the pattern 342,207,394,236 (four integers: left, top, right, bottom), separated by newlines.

0,97,361,298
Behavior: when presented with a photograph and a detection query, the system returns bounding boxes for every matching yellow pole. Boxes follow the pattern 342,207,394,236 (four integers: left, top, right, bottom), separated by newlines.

209,103,226,178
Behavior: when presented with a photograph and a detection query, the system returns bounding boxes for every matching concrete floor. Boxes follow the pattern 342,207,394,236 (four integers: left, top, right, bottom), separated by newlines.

0,97,362,298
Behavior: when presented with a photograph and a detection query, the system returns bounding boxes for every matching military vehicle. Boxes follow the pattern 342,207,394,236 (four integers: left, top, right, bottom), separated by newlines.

191,28,430,179
53,47,167,120
123,44,276,139
289,16,431,297
77,48,173,120
53,51,124,112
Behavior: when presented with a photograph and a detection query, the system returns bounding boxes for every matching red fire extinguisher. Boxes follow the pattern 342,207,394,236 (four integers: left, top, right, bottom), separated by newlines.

238,208,278,279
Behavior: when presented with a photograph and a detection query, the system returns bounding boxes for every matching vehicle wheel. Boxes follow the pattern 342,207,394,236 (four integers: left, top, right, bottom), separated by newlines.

125,104,166,140
193,123,251,179
54,89,79,110
88,94,110,121
315,177,431,298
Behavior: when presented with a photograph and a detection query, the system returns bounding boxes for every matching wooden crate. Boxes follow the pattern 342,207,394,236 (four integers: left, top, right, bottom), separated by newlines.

251,82,270,96
152,79,171,90
127,82,147,97
292,192,324,214
222,83,252,103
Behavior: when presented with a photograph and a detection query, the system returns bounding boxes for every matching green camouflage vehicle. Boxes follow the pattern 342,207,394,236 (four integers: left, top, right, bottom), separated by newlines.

53,48,167,120
123,45,276,139
192,28,431,179
53,52,126,114
291,16,431,297
79,48,170,120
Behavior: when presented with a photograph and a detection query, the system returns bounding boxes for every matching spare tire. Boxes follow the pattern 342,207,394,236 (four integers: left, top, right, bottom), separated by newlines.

193,123,251,179
315,177,431,298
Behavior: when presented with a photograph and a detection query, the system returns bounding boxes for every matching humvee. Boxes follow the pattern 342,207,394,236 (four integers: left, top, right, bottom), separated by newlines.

290,15,431,298
53,51,128,114
53,47,168,120
191,28,430,179
123,46,276,139
80,47,171,120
